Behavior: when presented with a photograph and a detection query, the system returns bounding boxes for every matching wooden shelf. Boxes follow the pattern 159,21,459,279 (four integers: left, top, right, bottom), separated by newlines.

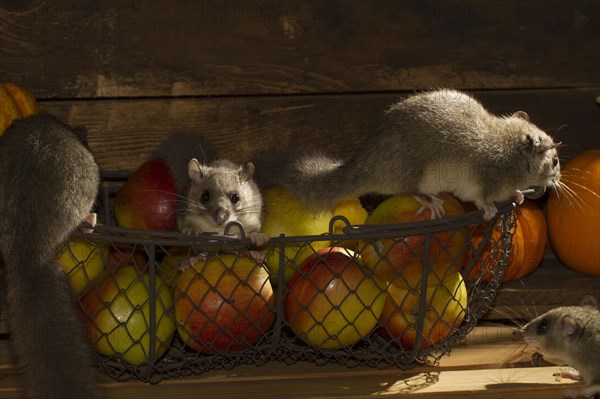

0,325,582,398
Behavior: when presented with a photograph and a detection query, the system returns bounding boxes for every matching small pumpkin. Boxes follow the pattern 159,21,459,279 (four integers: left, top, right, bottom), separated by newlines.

0,83,41,135
547,149,600,276
465,200,547,282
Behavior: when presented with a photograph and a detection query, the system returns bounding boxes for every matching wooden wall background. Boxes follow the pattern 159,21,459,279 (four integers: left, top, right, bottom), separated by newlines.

1,0,598,176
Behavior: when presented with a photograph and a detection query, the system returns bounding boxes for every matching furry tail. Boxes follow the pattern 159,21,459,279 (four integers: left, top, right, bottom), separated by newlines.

4,253,103,399
281,151,369,211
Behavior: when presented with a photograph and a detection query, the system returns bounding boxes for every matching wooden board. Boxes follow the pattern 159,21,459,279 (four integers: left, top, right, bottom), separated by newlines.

1,1,598,99
0,326,582,399
37,88,600,173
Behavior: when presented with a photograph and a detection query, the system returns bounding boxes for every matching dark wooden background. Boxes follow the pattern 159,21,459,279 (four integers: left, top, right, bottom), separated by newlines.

1,0,598,174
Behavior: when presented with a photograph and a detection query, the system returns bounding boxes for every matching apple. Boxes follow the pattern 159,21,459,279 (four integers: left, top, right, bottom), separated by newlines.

331,198,368,250
285,247,386,349
360,193,467,283
379,266,468,349
0,83,40,134
174,253,275,354
261,186,333,284
114,159,178,231
57,238,108,296
80,265,176,366
108,244,148,271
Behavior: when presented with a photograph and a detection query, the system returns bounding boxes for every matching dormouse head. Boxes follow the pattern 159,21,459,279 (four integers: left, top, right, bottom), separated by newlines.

522,307,580,364
186,158,256,227
512,111,561,197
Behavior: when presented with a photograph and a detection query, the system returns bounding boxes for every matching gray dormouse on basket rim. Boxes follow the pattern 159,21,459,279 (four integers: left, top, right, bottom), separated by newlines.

281,89,562,221
0,114,103,399
522,298,600,399
151,133,267,248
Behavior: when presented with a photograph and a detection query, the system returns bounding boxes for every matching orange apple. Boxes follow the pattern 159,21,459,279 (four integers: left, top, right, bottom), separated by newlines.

261,186,332,284
174,253,275,354
80,265,176,365
360,193,467,283
114,159,178,231
379,266,467,349
285,247,386,349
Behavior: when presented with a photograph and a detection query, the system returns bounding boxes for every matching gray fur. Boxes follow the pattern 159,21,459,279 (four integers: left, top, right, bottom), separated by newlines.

523,303,600,397
282,89,561,213
0,114,102,398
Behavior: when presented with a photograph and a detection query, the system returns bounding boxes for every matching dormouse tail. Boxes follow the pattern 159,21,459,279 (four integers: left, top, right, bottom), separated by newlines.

3,254,103,399
281,151,366,211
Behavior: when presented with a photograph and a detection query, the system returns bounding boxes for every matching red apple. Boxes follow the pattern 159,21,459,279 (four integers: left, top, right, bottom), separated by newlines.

108,244,148,271
285,247,386,349
174,254,275,354
114,159,178,231
360,193,467,284
379,266,467,349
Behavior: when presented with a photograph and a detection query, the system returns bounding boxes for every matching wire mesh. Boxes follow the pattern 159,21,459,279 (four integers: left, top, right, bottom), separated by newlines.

64,176,518,383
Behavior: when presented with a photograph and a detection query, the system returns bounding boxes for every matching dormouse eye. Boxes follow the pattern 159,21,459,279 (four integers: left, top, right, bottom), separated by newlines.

552,156,559,168
230,193,240,204
200,190,210,203
537,318,550,335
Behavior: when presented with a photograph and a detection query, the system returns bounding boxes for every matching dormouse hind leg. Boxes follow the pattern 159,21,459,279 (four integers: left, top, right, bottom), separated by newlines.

476,202,498,221
414,194,445,219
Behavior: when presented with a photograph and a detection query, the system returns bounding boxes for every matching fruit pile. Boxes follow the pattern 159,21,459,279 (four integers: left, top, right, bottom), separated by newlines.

56,164,555,375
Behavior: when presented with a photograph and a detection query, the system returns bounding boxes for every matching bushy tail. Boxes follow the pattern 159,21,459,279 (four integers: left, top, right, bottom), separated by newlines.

281,151,369,211
3,252,103,399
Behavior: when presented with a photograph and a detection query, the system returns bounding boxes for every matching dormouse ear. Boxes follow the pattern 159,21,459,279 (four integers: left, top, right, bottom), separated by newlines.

239,162,255,182
579,295,598,309
524,133,536,154
514,111,530,121
188,158,204,181
561,314,578,337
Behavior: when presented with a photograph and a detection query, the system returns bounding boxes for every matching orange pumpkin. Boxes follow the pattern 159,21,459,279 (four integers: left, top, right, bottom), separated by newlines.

0,83,41,134
465,200,547,282
547,149,600,276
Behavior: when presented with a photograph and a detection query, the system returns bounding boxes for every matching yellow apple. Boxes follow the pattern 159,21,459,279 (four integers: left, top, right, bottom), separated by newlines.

57,238,108,296
80,265,176,365
285,247,386,349
379,266,468,349
261,186,332,284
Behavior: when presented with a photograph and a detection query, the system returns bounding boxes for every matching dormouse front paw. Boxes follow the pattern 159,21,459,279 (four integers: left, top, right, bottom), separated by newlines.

177,254,207,272
513,190,525,205
478,203,498,221
247,231,269,247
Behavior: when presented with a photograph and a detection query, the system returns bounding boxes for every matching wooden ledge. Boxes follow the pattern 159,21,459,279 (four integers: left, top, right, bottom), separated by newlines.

0,325,581,399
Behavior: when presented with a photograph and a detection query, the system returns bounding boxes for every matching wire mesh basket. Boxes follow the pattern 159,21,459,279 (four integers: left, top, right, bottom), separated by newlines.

65,174,518,383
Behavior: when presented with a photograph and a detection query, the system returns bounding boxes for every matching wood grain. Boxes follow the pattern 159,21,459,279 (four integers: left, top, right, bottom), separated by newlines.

37,88,600,173
0,327,579,399
1,0,598,99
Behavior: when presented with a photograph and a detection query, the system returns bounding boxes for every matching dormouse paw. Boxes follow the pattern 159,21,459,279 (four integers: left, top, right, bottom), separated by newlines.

177,254,207,272
559,368,582,381
563,384,600,399
479,203,498,221
80,212,97,234
414,194,445,219
247,231,269,247
513,190,525,205
181,226,195,235
246,250,267,264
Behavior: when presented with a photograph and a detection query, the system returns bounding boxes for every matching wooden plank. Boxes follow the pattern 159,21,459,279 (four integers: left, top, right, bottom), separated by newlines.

0,326,579,399
37,88,600,174
1,1,598,99
487,255,600,321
